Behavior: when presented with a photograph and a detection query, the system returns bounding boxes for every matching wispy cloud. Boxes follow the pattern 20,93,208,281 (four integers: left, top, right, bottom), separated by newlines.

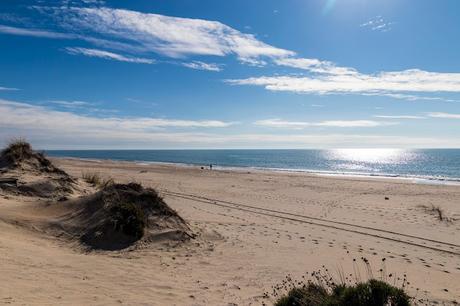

2,7,295,67
274,57,357,75
48,100,92,108
0,100,457,149
182,61,222,71
0,86,19,91
227,69,460,95
50,7,294,63
0,99,236,133
2,5,460,100
366,92,460,103
427,112,460,119
373,115,425,119
254,118,397,129
0,24,73,39
360,16,394,32
254,119,311,129
316,120,398,127
65,47,155,64
0,13,30,24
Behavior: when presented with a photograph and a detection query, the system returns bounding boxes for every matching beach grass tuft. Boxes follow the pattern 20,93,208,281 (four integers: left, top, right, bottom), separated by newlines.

265,258,413,306
419,204,451,223
1,138,34,163
428,205,446,222
82,172,114,189
109,202,145,239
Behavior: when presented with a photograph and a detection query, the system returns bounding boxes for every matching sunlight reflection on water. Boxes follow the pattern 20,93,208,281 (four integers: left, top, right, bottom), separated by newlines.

325,149,419,170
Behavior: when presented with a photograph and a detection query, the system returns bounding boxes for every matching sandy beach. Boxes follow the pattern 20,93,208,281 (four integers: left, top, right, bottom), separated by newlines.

0,157,459,305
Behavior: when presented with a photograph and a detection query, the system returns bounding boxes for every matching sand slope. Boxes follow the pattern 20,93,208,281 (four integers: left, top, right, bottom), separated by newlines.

0,158,459,305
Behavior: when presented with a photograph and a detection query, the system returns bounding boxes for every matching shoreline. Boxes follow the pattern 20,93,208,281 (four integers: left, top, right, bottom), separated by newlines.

53,156,460,186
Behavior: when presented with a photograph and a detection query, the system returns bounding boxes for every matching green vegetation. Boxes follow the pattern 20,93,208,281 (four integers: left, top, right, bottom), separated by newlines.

274,279,410,306
267,258,412,306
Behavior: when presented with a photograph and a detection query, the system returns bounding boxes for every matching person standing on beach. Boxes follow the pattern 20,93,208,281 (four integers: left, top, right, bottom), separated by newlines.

209,164,213,170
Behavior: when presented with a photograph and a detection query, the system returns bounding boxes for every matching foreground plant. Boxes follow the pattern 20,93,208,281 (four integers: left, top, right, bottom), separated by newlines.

264,258,413,306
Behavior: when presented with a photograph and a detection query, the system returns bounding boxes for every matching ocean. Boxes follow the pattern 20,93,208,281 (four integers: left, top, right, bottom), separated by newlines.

46,149,460,184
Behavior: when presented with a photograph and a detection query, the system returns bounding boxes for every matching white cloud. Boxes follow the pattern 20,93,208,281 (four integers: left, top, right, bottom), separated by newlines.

254,118,397,129
0,24,73,39
373,115,425,119
182,61,222,71
48,100,94,109
3,7,295,66
427,112,460,119
365,92,459,103
2,6,460,100
0,86,19,91
274,57,358,75
0,99,235,133
0,100,457,149
228,69,460,95
360,16,394,32
254,119,311,129
52,7,294,63
65,47,155,64
316,120,397,127
62,0,106,5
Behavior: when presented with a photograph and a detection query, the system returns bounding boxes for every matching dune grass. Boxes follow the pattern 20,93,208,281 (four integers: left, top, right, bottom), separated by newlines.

274,279,410,306
427,205,447,222
265,258,413,306
109,202,145,239
1,138,34,163
82,172,114,189
419,204,451,223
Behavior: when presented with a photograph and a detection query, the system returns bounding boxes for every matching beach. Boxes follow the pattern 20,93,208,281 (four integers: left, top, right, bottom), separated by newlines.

0,157,459,305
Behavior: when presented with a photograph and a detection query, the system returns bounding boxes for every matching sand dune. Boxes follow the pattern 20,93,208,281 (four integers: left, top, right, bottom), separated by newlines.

0,157,459,305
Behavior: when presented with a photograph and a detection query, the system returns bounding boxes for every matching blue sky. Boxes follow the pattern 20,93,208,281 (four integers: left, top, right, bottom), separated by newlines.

0,0,459,149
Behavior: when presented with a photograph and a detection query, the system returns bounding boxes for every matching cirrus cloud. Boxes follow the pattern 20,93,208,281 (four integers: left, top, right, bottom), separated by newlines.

0,86,19,91
0,99,457,149
254,118,398,129
0,99,236,133
428,112,460,119
52,6,294,62
182,61,222,71
65,47,155,64
0,5,459,99
373,115,425,119
227,69,460,95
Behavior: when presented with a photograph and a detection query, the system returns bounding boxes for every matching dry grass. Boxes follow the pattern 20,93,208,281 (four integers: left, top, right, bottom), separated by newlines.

78,182,189,250
419,204,451,223
1,138,34,163
82,172,114,189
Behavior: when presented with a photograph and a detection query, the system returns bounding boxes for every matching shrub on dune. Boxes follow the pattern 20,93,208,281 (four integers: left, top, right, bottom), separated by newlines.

1,138,34,165
109,202,146,240
268,259,412,306
274,279,410,306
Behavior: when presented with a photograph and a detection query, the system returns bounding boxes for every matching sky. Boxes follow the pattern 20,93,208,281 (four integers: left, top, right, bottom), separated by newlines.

0,0,460,149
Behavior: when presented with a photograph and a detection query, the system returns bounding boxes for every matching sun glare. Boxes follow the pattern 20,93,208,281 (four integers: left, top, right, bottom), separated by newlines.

326,148,415,164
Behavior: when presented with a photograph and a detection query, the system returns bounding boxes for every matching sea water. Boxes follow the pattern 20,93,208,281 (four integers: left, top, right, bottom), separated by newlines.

46,149,460,184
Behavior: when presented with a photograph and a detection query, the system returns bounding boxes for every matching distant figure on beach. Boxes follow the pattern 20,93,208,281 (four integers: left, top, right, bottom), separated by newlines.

209,164,213,170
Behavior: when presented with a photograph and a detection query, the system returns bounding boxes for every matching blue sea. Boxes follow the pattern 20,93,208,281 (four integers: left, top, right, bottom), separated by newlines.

46,149,460,184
